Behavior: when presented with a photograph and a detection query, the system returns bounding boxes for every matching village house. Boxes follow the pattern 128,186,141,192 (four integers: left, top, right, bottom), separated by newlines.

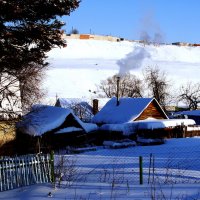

16,105,97,154
92,97,197,140
92,97,168,125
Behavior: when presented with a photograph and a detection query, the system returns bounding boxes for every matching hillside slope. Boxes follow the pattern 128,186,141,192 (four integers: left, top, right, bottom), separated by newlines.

45,39,200,100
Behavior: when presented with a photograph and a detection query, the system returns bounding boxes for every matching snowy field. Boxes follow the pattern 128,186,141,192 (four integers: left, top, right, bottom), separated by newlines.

44,39,200,102
1,137,200,199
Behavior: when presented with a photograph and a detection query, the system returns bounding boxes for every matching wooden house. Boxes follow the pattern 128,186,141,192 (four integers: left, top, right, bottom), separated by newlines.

91,97,168,141
92,97,168,125
16,105,97,154
92,97,198,140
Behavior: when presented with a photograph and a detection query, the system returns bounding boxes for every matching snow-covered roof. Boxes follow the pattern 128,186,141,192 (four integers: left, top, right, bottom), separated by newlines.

17,105,98,136
55,127,83,134
17,105,73,136
177,110,200,116
92,97,165,124
94,98,111,110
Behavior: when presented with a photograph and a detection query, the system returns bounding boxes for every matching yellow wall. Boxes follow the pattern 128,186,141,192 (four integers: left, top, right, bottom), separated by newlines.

0,121,16,147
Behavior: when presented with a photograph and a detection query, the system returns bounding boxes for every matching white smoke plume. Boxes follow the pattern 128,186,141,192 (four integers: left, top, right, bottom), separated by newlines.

117,46,151,76
139,10,165,45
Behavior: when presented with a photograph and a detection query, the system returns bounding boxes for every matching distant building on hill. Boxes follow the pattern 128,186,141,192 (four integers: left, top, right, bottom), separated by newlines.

63,33,131,42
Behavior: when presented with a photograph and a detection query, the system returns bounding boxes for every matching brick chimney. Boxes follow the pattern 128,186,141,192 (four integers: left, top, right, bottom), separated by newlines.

92,99,99,115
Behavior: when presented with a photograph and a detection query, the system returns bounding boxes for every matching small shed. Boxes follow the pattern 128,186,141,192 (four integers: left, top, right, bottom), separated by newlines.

16,105,97,154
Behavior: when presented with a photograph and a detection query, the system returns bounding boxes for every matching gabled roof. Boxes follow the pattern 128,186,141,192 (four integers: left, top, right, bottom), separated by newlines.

17,105,98,136
92,97,167,124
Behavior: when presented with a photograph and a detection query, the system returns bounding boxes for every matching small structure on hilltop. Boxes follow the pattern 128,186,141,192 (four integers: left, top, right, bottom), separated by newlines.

16,105,97,154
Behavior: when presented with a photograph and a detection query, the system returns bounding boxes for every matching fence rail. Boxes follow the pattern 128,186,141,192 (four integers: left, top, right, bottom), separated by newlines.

0,154,52,192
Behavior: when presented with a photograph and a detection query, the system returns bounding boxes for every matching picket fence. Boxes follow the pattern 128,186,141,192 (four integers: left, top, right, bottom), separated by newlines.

0,154,52,192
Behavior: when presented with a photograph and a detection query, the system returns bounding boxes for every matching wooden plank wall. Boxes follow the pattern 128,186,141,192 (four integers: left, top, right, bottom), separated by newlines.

136,101,167,121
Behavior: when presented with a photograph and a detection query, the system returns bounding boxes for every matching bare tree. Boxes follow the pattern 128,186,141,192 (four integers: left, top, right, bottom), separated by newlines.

0,73,21,119
0,64,46,117
144,66,171,110
178,82,200,110
17,64,47,113
97,73,143,98
68,101,93,122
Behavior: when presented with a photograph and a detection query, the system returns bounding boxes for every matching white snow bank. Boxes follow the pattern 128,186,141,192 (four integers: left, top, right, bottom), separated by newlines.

103,139,136,148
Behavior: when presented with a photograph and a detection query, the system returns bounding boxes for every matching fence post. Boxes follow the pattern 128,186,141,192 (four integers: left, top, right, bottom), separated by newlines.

139,156,143,185
50,151,55,185
183,126,187,138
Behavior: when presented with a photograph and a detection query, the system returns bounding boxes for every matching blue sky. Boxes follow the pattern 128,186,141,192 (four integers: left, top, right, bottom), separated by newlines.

63,0,200,44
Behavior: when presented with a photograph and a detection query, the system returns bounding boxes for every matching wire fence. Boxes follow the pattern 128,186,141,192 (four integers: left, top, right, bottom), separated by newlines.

54,139,200,188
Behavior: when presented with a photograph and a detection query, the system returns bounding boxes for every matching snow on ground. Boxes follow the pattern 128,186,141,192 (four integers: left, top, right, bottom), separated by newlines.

44,39,200,100
1,137,200,199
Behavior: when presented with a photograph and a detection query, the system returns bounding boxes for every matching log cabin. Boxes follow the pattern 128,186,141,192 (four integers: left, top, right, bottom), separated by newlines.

92,97,168,125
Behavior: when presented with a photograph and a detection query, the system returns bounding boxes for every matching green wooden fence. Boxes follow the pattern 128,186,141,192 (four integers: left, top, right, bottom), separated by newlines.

0,154,52,192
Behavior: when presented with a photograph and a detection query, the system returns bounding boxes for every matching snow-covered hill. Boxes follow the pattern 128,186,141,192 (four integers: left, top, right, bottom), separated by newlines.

45,39,200,101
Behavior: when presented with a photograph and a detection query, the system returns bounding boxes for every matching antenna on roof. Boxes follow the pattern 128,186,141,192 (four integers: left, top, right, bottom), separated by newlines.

56,93,58,102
